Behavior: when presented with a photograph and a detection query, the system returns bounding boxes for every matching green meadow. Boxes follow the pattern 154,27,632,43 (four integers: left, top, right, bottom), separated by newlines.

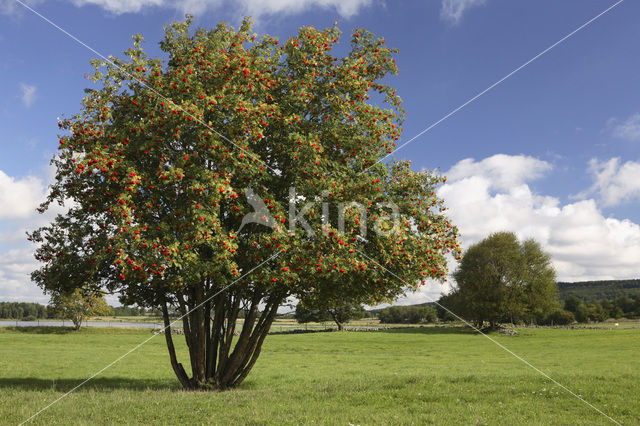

1,325,638,425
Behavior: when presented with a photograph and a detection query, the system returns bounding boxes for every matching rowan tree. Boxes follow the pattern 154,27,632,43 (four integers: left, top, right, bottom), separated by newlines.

29,17,459,390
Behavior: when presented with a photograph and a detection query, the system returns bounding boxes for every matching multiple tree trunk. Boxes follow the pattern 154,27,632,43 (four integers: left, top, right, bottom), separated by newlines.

160,286,285,390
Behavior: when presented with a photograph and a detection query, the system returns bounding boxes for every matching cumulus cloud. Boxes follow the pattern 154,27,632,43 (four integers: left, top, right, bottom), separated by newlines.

581,158,640,207
0,170,46,219
440,0,486,25
609,113,640,142
445,154,551,192
0,247,46,302
437,154,640,282
19,83,37,108
69,0,163,14
171,0,222,15
237,0,373,19
68,0,372,17
379,153,640,306
0,168,74,303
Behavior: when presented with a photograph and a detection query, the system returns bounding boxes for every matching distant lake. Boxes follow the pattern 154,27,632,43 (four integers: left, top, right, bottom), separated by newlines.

0,320,378,331
0,320,165,329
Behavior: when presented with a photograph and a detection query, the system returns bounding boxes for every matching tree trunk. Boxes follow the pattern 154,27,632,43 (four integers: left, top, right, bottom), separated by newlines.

161,296,191,389
330,310,343,331
161,286,285,391
73,314,82,331
189,285,207,386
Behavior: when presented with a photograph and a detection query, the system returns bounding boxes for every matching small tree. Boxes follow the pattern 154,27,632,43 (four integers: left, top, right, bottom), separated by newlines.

452,232,558,328
295,302,331,324
574,303,590,323
541,309,574,326
378,305,434,324
424,306,438,323
436,292,462,322
295,299,364,330
326,301,365,330
611,306,624,319
564,296,592,322
563,296,583,313
587,302,607,322
50,289,111,330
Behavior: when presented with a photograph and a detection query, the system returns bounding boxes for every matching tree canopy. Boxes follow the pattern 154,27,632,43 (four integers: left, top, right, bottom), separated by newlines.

446,232,558,328
295,299,364,330
29,17,459,390
0,302,48,320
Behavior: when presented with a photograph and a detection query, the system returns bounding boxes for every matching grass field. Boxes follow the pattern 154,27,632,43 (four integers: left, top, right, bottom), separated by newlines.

1,326,638,425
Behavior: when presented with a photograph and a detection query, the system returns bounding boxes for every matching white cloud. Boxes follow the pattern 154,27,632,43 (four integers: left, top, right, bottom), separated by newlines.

440,0,486,25
0,0,44,16
69,0,163,14
237,0,373,18
436,154,640,282
0,247,46,302
5,0,160,16
391,279,455,307
445,154,551,192
172,0,223,15
0,167,75,303
609,113,640,142
582,158,640,207
0,170,46,219
0,0,20,15
19,83,37,108
68,0,372,17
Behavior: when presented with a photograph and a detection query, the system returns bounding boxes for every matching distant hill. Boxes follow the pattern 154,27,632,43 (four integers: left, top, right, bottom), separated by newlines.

557,279,640,302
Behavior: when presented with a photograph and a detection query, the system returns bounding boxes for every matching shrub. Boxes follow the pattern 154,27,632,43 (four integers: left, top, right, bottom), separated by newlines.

541,310,574,325
574,304,589,322
611,306,624,319
378,305,436,324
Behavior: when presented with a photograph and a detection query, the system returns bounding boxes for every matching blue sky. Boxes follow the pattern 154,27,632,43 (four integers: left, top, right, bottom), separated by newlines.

1,0,639,304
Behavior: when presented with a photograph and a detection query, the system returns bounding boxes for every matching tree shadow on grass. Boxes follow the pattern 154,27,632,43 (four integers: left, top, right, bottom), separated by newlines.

379,325,477,335
0,376,180,392
0,327,77,334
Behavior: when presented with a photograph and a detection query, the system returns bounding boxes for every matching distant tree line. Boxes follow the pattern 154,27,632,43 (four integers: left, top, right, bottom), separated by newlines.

0,302,50,320
0,301,161,321
377,305,438,324
110,305,148,316
561,295,640,323
435,293,640,326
